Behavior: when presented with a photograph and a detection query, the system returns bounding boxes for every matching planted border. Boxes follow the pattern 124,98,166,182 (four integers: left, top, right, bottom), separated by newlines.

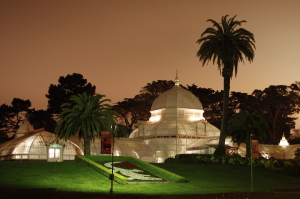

75,156,127,184
165,154,300,177
80,155,186,183
125,156,186,183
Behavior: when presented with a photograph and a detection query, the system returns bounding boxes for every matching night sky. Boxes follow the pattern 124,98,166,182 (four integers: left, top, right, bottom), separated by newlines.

1,0,300,114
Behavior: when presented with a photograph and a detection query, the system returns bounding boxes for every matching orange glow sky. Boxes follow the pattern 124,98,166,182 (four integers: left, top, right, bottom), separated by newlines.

1,0,300,111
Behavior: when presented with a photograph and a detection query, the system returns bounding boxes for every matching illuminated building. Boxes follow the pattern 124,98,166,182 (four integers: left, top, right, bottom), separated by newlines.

0,119,83,161
129,74,220,162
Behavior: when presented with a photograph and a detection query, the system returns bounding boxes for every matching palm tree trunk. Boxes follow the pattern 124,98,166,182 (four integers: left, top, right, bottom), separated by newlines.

84,138,91,155
215,69,231,155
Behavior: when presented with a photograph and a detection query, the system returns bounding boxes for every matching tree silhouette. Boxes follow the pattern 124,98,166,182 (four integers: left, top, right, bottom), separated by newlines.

55,92,115,155
228,110,270,157
196,15,255,155
46,73,96,114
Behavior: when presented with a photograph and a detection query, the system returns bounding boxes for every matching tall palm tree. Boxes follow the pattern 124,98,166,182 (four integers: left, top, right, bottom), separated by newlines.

55,92,115,155
196,15,255,155
227,110,270,157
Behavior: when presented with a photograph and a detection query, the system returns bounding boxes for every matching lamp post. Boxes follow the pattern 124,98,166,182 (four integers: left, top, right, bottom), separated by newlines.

110,124,115,194
279,133,289,159
250,134,254,192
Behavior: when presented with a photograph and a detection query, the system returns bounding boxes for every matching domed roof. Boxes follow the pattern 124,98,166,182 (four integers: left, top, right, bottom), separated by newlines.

0,130,83,160
151,76,203,111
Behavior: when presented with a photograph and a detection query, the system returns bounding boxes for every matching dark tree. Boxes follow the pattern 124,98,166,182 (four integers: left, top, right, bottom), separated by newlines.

27,109,57,132
113,80,174,134
252,85,300,144
113,97,145,132
186,84,223,128
115,124,132,138
46,73,96,114
228,110,270,157
0,98,31,140
229,92,258,113
139,80,175,99
196,15,255,155
0,112,9,144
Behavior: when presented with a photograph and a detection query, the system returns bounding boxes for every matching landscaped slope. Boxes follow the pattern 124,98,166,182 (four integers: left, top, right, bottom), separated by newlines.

76,155,186,183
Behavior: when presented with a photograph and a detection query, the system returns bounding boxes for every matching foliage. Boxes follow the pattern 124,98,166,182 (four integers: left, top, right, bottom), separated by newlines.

0,98,57,143
229,92,257,113
196,15,255,155
252,85,300,144
186,84,223,128
113,96,149,132
138,80,175,99
113,80,174,133
0,98,31,141
55,92,115,155
27,109,57,132
114,124,132,138
46,73,96,114
227,110,270,157
113,78,299,145
290,129,300,144
168,154,300,177
0,112,9,144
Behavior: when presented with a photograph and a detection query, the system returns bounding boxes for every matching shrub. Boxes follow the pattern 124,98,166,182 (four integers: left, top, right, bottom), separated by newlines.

238,157,249,166
228,157,240,166
169,154,300,177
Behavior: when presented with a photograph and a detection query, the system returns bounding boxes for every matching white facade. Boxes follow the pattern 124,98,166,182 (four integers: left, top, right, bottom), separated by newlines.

129,75,220,162
0,119,83,161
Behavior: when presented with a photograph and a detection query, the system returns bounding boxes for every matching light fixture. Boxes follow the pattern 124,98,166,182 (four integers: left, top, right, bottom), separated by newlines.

279,133,289,148
279,133,289,159
149,115,161,122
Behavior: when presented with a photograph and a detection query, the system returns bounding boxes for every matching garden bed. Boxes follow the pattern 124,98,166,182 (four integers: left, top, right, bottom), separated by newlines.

99,161,167,184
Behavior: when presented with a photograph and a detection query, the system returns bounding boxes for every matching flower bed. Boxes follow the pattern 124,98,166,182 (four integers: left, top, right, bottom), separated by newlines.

101,161,166,183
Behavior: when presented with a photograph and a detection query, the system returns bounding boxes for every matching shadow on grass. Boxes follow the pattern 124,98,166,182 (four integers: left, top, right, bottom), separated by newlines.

1,189,300,199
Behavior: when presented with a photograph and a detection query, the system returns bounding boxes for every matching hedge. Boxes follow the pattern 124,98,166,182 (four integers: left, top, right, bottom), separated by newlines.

165,154,300,177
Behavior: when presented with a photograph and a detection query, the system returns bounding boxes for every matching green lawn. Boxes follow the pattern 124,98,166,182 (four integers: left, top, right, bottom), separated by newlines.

0,160,299,199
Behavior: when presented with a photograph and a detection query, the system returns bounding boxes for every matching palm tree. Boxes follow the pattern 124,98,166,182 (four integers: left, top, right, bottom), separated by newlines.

196,15,255,155
227,110,270,157
55,92,115,155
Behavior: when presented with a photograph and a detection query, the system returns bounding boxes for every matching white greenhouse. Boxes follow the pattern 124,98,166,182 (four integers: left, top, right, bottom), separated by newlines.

0,119,83,161
129,75,221,162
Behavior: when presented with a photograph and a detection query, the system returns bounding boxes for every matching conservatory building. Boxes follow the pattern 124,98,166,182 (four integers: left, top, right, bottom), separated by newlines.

0,75,221,163
129,75,221,162
2,75,300,162
0,119,83,161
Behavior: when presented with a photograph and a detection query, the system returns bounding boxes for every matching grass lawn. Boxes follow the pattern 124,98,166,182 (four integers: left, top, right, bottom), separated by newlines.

0,160,299,199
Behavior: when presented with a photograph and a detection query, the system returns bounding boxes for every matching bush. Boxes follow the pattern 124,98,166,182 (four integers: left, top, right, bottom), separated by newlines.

164,157,176,163
228,156,240,166
169,154,300,177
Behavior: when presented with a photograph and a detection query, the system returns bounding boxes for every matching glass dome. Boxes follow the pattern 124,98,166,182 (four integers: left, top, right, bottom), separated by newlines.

130,74,220,162
0,130,83,161
151,85,203,111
